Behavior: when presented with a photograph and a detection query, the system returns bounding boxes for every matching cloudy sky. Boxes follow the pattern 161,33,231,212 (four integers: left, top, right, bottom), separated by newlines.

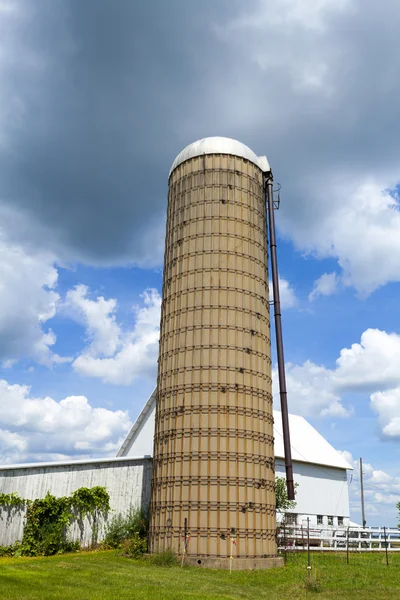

1,0,400,526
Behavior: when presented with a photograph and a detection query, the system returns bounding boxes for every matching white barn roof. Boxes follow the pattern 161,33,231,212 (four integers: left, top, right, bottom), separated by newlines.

118,390,352,471
273,412,352,470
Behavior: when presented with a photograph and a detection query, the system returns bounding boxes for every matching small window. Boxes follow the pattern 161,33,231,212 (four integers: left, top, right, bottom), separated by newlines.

328,516,334,526
285,513,297,525
338,517,344,526
317,515,323,525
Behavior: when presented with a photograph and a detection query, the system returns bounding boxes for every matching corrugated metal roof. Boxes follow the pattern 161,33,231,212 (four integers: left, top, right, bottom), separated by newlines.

169,136,270,176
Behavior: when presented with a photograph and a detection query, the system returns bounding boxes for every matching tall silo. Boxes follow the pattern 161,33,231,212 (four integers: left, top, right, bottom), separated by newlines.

149,137,282,569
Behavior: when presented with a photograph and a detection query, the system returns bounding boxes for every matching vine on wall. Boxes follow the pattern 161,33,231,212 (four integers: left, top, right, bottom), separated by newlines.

0,492,25,508
0,486,110,557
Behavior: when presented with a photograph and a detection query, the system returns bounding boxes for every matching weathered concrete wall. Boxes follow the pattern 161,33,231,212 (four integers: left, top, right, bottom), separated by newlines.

0,457,152,547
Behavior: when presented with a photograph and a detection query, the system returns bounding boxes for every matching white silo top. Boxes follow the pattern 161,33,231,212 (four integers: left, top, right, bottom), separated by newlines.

169,136,270,176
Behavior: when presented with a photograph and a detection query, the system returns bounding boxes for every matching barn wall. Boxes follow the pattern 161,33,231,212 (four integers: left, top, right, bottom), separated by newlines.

275,459,350,527
0,456,351,547
0,457,152,547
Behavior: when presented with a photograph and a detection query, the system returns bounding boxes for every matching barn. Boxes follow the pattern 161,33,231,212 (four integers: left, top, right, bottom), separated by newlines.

0,389,352,546
118,389,353,529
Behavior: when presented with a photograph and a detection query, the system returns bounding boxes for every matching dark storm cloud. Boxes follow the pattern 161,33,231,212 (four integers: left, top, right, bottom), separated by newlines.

0,0,234,265
1,0,400,286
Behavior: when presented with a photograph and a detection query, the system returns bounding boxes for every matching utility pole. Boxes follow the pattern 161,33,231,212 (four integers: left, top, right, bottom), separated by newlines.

360,458,366,528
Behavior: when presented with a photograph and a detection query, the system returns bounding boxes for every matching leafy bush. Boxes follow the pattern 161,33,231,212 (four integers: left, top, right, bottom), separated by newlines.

20,493,72,556
0,543,19,557
146,549,178,567
104,506,148,549
275,477,299,512
121,533,147,558
0,486,109,557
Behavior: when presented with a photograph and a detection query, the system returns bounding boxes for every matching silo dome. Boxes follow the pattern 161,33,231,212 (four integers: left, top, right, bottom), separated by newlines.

169,136,270,175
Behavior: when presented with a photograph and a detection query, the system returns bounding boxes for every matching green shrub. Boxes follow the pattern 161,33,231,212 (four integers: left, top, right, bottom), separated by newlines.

121,533,147,558
20,493,72,556
104,506,148,549
0,544,19,557
147,549,178,567
0,486,109,557
103,513,126,548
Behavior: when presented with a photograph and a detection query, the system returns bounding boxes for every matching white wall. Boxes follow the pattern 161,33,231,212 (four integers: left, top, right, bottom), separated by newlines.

0,454,351,548
275,459,350,527
0,457,152,547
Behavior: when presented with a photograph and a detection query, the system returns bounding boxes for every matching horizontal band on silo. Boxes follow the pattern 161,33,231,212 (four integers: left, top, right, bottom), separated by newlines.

154,428,274,444
157,366,271,385
152,451,275,467
150,527,276,541
150,501,276,515
152,476,275,491
165,249,267,274
156,405,274,423
156,383,272,400
161,305,269,327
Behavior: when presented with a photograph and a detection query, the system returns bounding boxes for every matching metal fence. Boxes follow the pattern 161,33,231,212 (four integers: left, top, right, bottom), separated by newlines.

278,524,400,552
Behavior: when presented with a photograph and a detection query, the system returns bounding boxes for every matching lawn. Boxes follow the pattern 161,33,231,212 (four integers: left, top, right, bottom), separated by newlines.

0,550,399,600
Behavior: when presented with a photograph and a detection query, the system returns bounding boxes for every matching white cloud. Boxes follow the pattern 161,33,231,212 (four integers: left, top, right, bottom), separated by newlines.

371,470,394,485
214,4,400,296
305,181,400,296
336,328,400,439
273,360,349,418
0,378,131,464
0,429,27,453
309,272,340,301
0,1,399,296
370,388,400,440
222,0,352,35
339,450,400,524
0,239,67,366
374,493,400,506
334,329,400,392
274,328,400,434
69,287,161,385
272,277,297,309
65,284,120,358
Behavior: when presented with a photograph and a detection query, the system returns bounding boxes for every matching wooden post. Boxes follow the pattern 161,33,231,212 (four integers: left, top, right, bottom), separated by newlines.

384,527,389,567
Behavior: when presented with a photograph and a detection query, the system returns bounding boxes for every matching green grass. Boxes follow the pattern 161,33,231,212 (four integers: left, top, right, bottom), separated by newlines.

0,550,399,600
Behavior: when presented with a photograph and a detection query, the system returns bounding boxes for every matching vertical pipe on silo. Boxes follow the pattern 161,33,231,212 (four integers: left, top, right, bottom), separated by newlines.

265,177,295,501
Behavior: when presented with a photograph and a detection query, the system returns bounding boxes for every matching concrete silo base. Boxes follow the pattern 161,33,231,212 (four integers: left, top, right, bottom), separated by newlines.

183,556,284,570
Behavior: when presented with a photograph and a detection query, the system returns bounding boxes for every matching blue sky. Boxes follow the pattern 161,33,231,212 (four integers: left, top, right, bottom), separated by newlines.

0,0,400,527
